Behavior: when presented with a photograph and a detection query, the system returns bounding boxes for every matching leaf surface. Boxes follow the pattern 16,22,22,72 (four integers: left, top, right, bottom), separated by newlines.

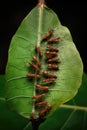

0,75,29,130
5,3,83,119
0,73,87,130
39,73,87,130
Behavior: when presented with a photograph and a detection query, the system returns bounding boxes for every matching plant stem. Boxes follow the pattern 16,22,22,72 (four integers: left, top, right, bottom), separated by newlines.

30,117,45,130
38,0,46,7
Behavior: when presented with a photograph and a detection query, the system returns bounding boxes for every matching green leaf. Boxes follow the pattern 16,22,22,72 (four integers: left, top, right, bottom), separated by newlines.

39,73,87,130
0,73,86,130
0,75,5,99
0,75,29,130
5,3,83,119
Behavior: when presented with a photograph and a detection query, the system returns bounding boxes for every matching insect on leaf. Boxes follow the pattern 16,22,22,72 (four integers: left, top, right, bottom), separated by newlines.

5,1,83,120
39,73,87,130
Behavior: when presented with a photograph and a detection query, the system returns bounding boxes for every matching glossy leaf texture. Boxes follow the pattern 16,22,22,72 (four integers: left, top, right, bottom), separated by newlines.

5,4,83,119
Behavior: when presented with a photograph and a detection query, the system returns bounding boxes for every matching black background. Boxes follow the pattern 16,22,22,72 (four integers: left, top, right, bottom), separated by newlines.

0,0,87,74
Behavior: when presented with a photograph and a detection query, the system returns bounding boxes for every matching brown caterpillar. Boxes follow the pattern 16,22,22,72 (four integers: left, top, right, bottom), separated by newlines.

43,71,57,78
48,64,59,70
47,46,59,52
47,58,60,63
41,29,54,41
42,78,56,83
36,85,49,91
29,62,40,72
27,74,41,79
35,101,47,107
32,56,42,67
32,94,45,100
48,37,60,43
46,51,58,56
46,55,53,60
39,104,52,117
35,45,43,57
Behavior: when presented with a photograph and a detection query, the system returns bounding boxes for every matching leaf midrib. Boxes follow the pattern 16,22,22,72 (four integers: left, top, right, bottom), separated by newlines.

37,6,43,46
32,5,44,115
60,104,87,111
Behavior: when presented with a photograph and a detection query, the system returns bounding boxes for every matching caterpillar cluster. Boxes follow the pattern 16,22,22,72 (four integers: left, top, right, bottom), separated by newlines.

27,29,60,119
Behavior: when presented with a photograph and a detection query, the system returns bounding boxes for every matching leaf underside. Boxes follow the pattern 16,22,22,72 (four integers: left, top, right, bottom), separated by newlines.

5,4,83,119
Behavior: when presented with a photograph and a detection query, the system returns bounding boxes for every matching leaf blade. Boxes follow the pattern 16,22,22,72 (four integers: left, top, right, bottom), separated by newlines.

5,4,83,119
39,73,87,130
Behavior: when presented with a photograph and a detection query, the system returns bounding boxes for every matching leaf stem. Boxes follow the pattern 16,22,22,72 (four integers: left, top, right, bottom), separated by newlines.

30,117,45,130
38,0,46,7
